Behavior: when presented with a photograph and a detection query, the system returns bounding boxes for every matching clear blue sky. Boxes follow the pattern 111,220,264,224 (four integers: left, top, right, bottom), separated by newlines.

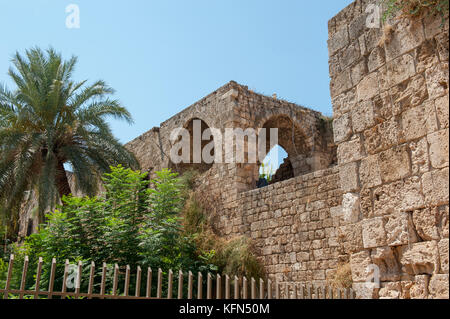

0,0,353,144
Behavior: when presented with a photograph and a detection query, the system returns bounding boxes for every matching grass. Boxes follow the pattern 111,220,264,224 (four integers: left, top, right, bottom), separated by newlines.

180,173,265,281
329,263,353,289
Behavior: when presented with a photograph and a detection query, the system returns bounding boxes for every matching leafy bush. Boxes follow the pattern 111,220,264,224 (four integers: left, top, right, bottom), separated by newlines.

3,166,214,297
2,166,264,297
382,0,449,21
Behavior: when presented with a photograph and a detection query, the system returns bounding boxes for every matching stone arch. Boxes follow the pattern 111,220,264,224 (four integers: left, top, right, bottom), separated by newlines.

258,144,294,187
257,114,314,178
168,117,214,175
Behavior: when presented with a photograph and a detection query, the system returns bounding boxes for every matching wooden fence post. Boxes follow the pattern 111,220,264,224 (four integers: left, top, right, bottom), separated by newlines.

157,268,163,299
178,270,183,299
3,254,14,299
124,265,131,297
100,263,107,299
146,267,152,298
225,275,230,300
48,258,57,299
34,257,43,299
87,261,95,299
259,278,264,299
135,266,142,297
206,273,212,299
112,264,119,298
234,276,239,299
216,274,221,299
19,256,29,299
188,271,193,299
167,269,173,299
197,272,203,299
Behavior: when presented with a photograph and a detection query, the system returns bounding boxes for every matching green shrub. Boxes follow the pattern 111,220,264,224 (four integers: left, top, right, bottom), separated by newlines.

2,166,214,297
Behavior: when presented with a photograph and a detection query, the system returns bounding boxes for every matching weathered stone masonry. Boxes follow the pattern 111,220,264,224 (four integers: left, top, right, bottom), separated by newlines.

126,81,341,289
328,0,449,298
229,167,343,285
125,0,449,299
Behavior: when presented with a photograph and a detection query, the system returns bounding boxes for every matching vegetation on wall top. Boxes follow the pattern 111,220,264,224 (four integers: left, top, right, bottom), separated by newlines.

382,0,449,21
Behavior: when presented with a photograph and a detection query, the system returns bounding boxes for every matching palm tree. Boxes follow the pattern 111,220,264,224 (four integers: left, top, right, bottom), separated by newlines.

0,47,139,237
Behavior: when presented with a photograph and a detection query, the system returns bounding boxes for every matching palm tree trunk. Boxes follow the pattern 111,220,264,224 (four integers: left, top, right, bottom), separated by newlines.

56,160,72,199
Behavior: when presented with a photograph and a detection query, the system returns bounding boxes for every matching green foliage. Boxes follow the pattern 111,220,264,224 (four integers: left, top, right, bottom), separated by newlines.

259,162,274,182
1,166,264,297
2,166,213,297
0,47,138,236
382,0,449,21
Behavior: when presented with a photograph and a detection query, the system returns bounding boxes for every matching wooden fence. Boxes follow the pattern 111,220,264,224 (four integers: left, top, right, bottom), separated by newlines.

1,254,355,299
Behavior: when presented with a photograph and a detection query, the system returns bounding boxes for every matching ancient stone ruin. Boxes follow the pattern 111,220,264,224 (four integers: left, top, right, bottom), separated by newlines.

126,0,449,298
17,0,449,299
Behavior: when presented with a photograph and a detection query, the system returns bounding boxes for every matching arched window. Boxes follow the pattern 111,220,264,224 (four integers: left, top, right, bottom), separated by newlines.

255,114,309,188
257,145,293,187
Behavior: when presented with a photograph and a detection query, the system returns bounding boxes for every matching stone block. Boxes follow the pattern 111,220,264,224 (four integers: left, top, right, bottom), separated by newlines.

330,68,353,98
384,212,418,247
337,136,364,165
350,250,372,282
435,95,449,129
389,74,429,113
410,137,430,174
340,40,360,69
378,145,411,183
401,104,437,142
425,62,449,99
362,217,386,249
330,206,343,219
379,282,402,299
342,193,360,223
386,54,416,87
438,239,449,273
328,26,349,56
435,30,449,62
412,207,440,241
333,113,352,143
357,72,379,101
364,119,399,154
427,129,449,169
409,275,429,299
428,274,449,299
422,167,449,206
368,46,386,72
339,162,359,192
352,282,379,299
399,241,440,275
384,18,425,61
351,100,375,133
359,155,382,188
338,224,363,254
351,60,368,85
348,14,367,41
424,13,449,39
438,205,449,239
371,246,401,282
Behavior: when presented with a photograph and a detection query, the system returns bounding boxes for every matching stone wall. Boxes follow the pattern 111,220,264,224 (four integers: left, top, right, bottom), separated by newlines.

126,81,337,241
328,0,449,298
223,167,344,286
